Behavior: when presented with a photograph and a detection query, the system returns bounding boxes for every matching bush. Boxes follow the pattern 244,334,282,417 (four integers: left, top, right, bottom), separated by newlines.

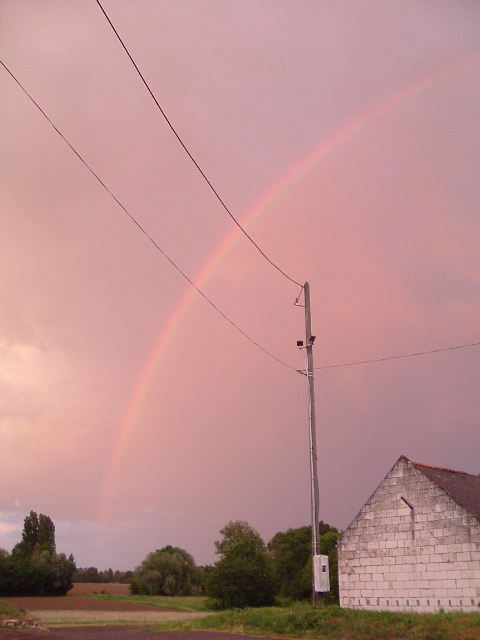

130,545,200,596
206,537,276,609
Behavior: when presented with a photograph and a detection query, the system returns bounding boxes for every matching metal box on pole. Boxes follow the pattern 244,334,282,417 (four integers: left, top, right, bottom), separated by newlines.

313,554,330,593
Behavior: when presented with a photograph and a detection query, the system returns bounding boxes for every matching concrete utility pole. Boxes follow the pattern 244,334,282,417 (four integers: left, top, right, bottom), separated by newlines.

303,282,321,605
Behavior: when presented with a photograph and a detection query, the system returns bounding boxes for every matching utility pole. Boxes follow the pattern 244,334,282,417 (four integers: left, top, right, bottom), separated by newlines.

303,282,321,605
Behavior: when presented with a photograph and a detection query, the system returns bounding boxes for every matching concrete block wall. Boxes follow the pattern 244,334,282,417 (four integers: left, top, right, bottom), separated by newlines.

338,457,480,612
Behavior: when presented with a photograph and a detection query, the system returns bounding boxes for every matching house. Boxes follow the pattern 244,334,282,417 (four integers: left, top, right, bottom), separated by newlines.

338,455,480,612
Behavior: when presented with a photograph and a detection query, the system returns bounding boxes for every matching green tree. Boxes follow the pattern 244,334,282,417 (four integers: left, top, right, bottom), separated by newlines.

38,514,56,553
268,525,311,598
130,545,200,596
12,511,39,557
269,522,339,601
13,511,56,557
207,536,275,608
2,512,75,596
215,519,265,557
298,528,340,603
73,566,100,582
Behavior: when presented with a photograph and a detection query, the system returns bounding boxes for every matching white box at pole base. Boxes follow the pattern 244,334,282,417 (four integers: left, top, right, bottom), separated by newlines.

313,554,330,592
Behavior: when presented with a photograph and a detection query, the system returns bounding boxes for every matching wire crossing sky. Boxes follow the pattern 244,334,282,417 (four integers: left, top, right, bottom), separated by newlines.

312,341,480,372
0,58,298,375
1,0,479,572
4,54,476,379
95,0,303,289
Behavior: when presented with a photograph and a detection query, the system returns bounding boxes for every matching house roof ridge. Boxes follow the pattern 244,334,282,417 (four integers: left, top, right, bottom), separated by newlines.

412,460,478,476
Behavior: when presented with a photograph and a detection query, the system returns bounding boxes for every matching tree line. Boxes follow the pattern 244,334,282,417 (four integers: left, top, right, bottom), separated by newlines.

127,519,339,608
1,512,339,607
74,567,133,583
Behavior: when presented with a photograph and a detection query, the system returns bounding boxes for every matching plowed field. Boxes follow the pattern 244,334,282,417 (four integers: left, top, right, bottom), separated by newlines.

2,596,162,611
68,583,130,596
1,586,210,628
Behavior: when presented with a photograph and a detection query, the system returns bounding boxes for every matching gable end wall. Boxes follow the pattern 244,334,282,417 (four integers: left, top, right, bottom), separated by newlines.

338,457,480,612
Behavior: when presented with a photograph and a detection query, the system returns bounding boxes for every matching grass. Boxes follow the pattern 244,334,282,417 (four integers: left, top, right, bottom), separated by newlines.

0,599,24,619
84,594,211,612
159,603,480,640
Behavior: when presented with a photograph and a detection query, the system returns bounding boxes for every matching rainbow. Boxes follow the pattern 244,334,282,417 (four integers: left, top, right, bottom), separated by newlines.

98,51,478,524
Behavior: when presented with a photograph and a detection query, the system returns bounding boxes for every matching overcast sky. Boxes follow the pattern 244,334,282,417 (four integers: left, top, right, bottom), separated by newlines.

1,0,479,570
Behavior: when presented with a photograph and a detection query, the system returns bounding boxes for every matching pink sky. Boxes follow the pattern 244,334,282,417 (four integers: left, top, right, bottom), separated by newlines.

1,0,479,570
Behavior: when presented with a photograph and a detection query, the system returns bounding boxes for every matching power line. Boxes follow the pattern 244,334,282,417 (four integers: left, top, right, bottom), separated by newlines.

94,0,303,289
0,58,298,375
4,61,477,381
308,340,480,372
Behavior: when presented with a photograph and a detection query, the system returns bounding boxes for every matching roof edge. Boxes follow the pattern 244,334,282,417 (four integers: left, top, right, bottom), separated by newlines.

413,460,479,477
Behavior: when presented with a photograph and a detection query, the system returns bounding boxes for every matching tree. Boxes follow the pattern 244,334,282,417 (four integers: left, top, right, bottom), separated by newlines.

268,525,311,598
215,520,265,557
2,511,76,596
269,522,339,601
38,514,56,553
13,511,56,557
73,566,100,583
207,536,275,608
130,546,200,596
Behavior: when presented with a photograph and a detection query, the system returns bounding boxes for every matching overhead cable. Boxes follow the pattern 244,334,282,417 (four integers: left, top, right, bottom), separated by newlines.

0,58,298,374
95,0,303,289
311,340,480,372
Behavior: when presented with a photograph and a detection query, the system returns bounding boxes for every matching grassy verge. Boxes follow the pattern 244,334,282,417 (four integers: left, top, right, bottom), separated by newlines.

0,598,43,631
159,603,480,640
0,599,24,619
84,594,210,612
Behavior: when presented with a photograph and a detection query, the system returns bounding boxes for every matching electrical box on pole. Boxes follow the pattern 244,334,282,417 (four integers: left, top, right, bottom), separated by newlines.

313,554,330,593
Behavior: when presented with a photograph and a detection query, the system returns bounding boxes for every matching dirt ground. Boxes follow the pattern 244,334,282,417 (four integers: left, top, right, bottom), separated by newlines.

1,597,208,629
1,596,167,611
1,587,209,631
0,586,218,637
68,584,131,597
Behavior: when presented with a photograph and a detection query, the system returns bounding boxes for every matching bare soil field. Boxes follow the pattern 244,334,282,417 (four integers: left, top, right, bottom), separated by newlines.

68,583,130,596
1,587,209,628
1,596,161,612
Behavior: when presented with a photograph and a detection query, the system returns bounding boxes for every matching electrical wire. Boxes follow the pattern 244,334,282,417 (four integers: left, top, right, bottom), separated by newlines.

94,0,303,289
310,340,480,372
4,60,477,380
0,58,299,374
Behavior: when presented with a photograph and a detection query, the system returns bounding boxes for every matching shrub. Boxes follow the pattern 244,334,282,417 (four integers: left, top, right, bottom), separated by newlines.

206,537,276,609
130,545,200,596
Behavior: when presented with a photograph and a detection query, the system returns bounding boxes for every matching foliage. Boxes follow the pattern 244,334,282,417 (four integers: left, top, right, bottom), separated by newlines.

198,564,214,593
206,536,275,609
215,520,265,557
130,545,200,596
268,525,311,598
165,603,480,640
73,566,133,583
12,511,56,557
0,598,23,618
0,511,76,596
269,522,339,601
